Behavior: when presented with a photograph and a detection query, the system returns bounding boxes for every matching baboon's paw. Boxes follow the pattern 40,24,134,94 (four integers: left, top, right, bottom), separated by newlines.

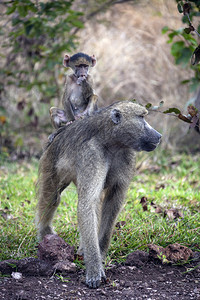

86,269,106,289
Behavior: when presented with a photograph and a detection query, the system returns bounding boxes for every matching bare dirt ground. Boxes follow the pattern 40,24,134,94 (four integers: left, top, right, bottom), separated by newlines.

0,250,200,300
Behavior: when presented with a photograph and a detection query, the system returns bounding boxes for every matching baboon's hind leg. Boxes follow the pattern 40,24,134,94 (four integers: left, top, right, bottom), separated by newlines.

36,175,69,240
98,183,128,259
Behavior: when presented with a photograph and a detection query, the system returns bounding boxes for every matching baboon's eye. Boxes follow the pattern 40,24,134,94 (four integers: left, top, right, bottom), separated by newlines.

111,109,122,124
115,112,121,119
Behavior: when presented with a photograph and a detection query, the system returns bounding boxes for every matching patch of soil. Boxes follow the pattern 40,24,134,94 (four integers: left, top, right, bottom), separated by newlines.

1,237,200,299
1,252,200,300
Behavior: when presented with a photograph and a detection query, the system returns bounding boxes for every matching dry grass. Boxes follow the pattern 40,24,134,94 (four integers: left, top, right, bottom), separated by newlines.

76,0,195,147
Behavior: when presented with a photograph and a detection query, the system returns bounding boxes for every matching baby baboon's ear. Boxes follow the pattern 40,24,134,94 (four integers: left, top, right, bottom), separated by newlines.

63,54,71,68
111,109,122,124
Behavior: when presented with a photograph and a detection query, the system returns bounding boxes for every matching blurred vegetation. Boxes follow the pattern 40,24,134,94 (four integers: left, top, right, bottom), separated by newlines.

0,0,84,156
0,0,199,158
163,0,200,92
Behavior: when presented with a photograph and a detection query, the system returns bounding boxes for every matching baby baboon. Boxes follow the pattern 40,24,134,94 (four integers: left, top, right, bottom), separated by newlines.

49,52,98,141
36,101,161,288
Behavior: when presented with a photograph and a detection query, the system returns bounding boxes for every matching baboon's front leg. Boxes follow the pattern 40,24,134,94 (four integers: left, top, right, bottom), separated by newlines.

77,165,107,288
77,194,102,257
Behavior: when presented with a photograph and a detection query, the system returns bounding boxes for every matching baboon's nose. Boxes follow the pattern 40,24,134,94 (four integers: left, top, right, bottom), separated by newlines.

157,132,162,143
158,132,162,139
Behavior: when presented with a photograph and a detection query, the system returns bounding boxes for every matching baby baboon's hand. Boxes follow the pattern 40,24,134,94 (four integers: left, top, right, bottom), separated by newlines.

76,75,87,85
86,267,106,289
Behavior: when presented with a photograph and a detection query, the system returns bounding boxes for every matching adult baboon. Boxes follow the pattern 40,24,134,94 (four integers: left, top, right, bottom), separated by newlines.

36,101,161,288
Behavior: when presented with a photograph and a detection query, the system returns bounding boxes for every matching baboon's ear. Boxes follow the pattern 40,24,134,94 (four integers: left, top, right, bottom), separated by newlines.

111,109,122,124
91,55,97,67
63,54,70,67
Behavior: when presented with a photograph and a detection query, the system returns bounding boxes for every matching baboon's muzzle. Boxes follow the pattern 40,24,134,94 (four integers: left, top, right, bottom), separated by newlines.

140,122,162,152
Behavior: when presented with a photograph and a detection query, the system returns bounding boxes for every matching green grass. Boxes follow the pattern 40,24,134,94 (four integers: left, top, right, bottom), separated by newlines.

0,151,199,263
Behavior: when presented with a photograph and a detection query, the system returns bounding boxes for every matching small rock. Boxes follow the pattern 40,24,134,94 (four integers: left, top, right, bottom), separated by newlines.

157,276,165,282
119,280,125,286
101,290,107,296
11,272,22,280
194,288,200,294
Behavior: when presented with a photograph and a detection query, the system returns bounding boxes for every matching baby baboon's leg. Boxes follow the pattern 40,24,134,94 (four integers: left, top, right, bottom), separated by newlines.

49,107,68,129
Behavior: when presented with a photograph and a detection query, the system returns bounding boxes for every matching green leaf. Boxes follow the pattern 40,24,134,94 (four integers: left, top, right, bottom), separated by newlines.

69,18,84,28
162,26,169,34
163,108,181,114
145,103,152,109
6,5,17,15
167,30,182,43
177,2,183,13
171,40,193,66
182,33,197,46
176,47,192,66
24,21,34,36
181,79,190,84
184,27,192,34
17,5,28,18
171,41,185,57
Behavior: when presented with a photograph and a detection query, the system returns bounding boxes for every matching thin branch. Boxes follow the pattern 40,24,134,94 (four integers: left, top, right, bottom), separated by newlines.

186,12,200,38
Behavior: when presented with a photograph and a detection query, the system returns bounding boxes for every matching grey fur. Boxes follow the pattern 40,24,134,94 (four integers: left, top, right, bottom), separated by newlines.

36,101,161,288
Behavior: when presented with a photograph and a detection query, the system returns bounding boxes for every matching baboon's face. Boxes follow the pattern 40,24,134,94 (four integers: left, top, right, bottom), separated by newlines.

110,102,162,152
